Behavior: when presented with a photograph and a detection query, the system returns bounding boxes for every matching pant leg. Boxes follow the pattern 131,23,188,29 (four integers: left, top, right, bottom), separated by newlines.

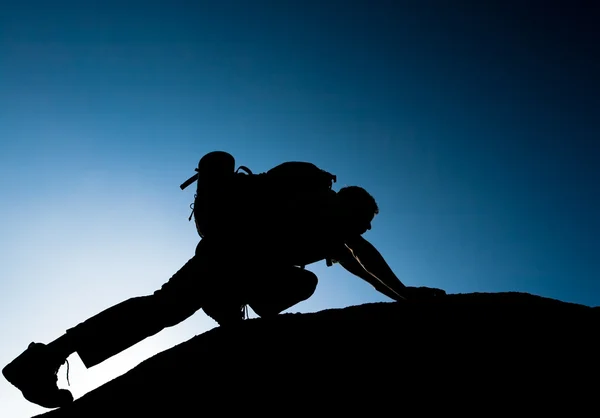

67,253,208,368
247,266,318,318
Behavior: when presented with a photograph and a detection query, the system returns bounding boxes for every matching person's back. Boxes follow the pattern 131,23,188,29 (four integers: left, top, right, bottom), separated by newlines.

190,152,341,266
241,165,346,264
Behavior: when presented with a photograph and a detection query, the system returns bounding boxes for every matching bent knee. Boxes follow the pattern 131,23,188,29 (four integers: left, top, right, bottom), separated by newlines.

297,269,318,300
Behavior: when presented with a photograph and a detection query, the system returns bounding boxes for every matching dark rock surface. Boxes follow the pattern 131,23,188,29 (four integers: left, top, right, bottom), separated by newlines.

36,292,599,417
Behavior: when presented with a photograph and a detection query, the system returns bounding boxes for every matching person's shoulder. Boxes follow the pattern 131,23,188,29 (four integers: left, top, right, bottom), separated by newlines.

323,189,343,215
327,188,339,199
342,234,369,249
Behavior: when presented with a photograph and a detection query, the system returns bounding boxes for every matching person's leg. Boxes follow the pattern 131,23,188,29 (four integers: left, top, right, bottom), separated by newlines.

63,254,208,368
200,258,247,327
247,266,318,318
3,243,214,408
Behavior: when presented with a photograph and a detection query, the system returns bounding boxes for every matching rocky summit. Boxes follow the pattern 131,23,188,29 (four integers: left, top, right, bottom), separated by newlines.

36,292,599,417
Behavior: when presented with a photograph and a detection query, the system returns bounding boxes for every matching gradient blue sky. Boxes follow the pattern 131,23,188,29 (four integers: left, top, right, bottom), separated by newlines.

1,1,598,416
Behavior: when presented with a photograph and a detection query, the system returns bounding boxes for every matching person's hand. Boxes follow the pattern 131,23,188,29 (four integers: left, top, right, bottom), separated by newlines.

404,286,446,300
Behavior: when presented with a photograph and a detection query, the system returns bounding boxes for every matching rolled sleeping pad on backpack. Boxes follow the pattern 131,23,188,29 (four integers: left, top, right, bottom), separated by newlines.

197,151,235,179
194,151,236,237
180,151,236,190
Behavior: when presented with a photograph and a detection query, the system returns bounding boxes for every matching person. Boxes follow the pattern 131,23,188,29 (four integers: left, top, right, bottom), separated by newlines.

3,151,445,409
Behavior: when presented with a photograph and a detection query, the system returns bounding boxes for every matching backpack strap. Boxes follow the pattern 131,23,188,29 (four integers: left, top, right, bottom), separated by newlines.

236,165,253,175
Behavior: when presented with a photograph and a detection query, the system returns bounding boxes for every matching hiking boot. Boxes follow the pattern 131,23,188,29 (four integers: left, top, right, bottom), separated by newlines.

2,342,73,408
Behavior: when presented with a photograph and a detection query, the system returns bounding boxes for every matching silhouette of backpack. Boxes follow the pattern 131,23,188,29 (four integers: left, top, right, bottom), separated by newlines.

180,151,337,239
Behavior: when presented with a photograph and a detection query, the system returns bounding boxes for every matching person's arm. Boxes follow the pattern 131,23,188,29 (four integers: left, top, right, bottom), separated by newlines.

335,236,408,301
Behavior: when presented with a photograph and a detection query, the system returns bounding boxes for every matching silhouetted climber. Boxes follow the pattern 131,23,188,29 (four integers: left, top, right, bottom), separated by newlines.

3,151,445,409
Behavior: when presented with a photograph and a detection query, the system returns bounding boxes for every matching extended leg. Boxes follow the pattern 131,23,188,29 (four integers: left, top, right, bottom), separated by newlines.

70,255,206,368
2,252,209,408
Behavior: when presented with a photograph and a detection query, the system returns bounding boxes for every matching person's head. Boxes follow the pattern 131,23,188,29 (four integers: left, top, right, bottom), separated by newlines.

337,186,379,235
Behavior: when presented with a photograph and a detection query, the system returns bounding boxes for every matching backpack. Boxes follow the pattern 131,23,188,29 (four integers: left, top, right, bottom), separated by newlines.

180,151,337,241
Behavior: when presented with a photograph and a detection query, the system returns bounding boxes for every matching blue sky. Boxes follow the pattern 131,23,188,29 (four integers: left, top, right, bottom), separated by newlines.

1,1,598,416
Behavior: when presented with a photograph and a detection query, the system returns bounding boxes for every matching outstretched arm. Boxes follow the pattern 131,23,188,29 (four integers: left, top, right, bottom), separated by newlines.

336,236,408,301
